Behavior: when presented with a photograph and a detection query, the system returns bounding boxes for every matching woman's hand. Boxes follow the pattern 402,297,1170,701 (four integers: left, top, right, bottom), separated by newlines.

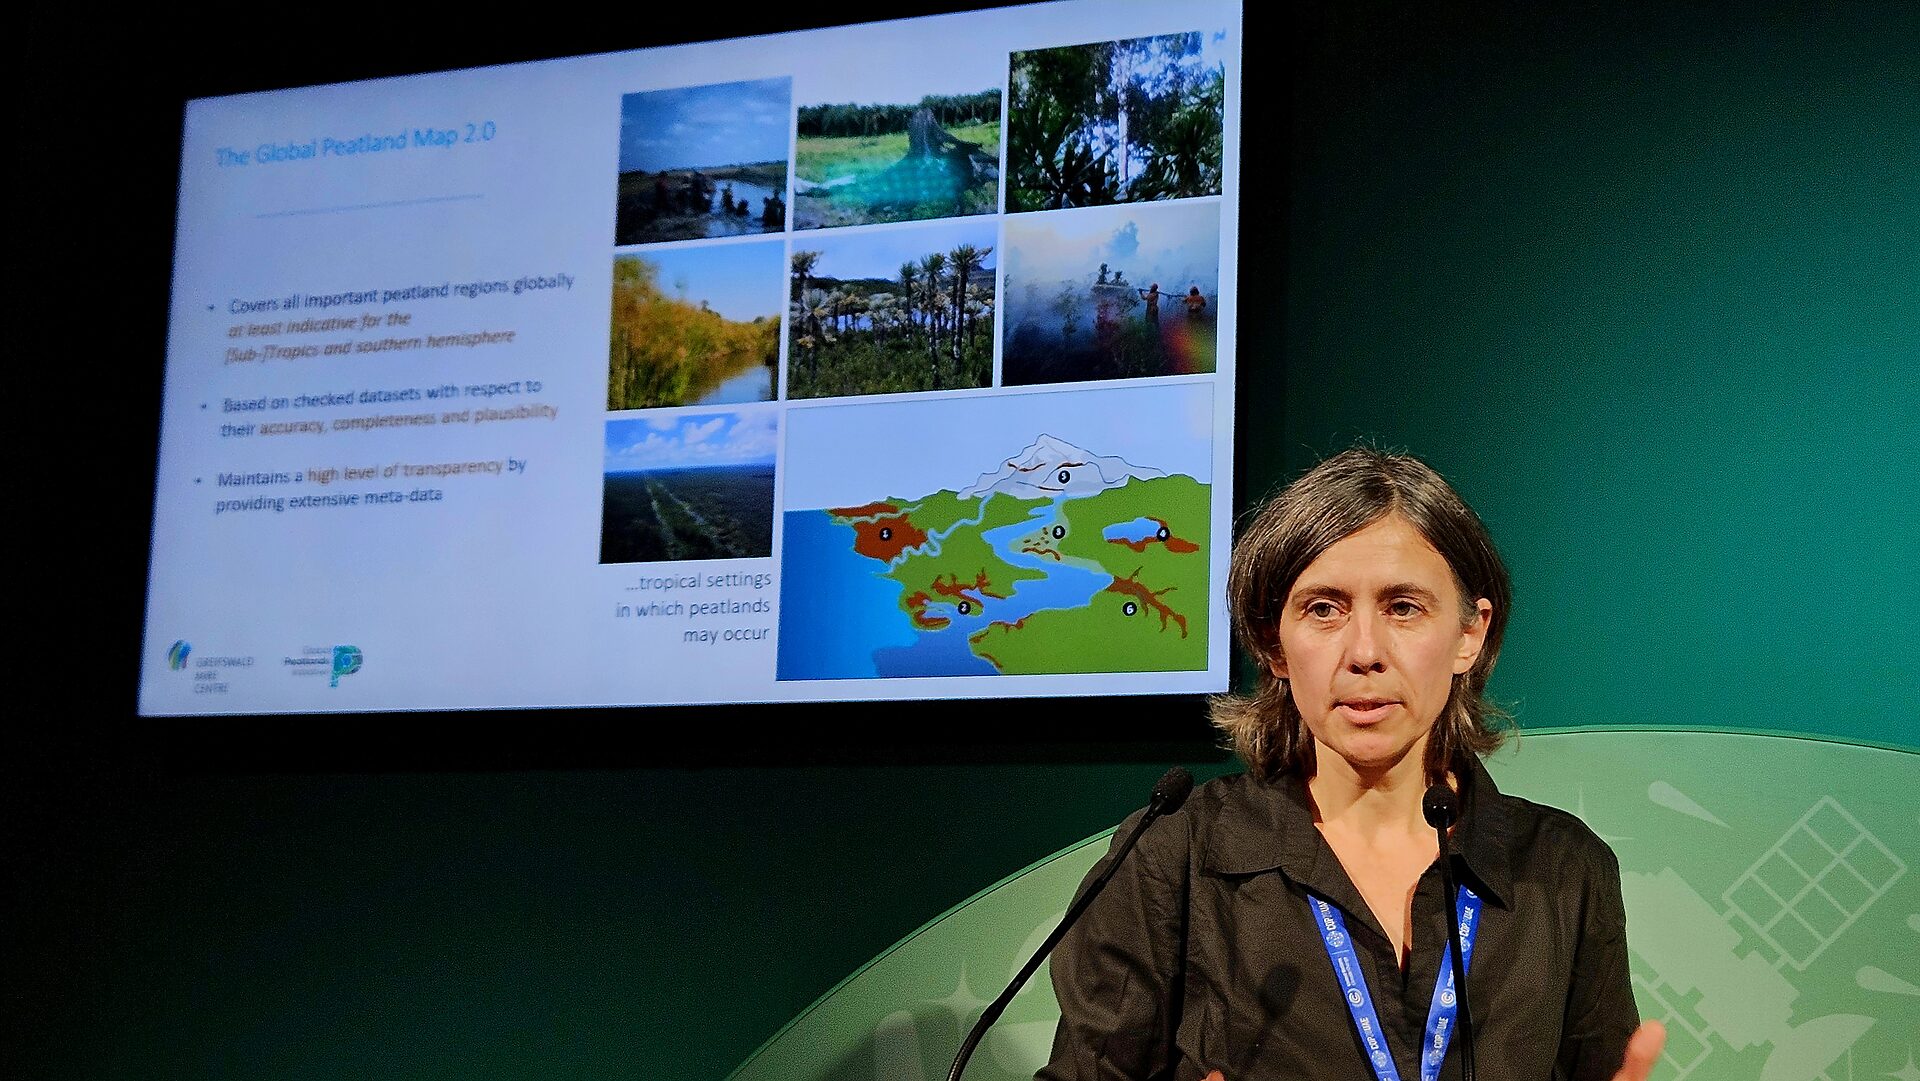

1610,1021,1667,1081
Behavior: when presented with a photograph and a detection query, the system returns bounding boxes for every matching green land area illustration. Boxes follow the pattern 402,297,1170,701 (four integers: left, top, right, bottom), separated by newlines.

777,434,1209,679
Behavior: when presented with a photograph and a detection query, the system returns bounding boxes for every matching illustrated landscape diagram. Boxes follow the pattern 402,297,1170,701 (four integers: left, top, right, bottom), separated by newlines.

777,434,1208,679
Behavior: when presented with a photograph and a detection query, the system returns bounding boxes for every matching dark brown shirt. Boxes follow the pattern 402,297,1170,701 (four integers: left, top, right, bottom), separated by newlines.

1039,757,1638,1080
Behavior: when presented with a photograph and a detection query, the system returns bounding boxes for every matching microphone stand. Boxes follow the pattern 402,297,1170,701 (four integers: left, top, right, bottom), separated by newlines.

1426,787,1476,1081
945,769,1191,1081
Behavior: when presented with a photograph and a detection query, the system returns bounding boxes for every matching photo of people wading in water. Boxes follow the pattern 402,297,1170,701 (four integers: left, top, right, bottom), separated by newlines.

1001,200,1219,386
614,78,791,245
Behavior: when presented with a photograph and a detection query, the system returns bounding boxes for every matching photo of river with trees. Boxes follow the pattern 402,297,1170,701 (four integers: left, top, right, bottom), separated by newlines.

607,247,782,410
787,219,997,399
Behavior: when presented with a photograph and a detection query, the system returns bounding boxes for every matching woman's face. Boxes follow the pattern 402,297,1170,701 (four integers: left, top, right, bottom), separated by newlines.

1271,514,1492,776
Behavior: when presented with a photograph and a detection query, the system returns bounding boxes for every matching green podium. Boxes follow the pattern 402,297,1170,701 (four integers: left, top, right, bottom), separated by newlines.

729,732,1917,1081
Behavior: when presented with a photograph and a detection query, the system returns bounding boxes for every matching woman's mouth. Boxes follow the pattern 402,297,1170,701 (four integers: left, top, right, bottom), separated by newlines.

1336,699,1399,723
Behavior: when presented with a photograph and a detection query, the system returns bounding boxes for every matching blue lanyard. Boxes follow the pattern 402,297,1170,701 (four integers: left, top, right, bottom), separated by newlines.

1308,885,1482,1081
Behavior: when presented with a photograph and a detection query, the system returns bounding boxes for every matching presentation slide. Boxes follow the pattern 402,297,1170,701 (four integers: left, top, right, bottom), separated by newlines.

140,0,1244,714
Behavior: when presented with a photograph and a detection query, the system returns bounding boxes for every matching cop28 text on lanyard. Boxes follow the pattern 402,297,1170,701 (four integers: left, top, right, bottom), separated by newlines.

1308,886,1482,1081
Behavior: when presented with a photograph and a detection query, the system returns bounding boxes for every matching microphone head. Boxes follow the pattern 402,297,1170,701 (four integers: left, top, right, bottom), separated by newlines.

1151,767,1195,814
1422,784,1459,830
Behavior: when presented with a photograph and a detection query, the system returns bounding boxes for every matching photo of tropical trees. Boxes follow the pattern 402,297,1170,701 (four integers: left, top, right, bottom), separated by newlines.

1001,200,1219,386
614,78,791,245
1007,31,1225,212
608,244,783,410
788,219,997,399
794,90,1000,229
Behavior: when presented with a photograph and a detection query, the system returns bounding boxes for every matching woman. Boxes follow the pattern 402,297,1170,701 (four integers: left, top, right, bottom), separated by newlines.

1040,448,1664,1081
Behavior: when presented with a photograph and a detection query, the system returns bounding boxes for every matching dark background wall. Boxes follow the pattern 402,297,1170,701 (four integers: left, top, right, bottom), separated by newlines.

11,3,1916,1079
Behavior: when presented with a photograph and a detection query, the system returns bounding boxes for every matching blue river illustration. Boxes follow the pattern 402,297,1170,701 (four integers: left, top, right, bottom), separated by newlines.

778,498,1116,680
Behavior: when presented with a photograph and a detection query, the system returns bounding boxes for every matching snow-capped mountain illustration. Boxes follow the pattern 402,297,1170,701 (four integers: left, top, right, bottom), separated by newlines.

958,434,1166,500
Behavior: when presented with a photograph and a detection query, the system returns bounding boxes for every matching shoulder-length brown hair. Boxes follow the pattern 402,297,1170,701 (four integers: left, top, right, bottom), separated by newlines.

1211,447,1514,782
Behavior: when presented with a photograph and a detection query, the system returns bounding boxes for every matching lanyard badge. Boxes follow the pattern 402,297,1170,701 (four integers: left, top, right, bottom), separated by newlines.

1308,886,1482,1081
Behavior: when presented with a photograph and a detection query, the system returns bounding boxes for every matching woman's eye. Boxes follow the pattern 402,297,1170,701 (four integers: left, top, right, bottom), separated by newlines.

1389,600,1422,617
1305,601,1338,619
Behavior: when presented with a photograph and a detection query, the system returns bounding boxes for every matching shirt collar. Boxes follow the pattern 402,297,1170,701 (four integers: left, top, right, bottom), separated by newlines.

1199,754,1515,910
1451,755,1515,907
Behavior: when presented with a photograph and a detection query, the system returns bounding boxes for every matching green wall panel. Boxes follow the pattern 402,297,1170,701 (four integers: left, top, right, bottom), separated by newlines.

1273,2,1919,750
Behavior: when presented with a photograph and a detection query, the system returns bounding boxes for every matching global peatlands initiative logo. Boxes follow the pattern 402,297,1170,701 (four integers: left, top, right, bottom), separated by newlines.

283,644,364,687
330,645,363,687
167,640,192,670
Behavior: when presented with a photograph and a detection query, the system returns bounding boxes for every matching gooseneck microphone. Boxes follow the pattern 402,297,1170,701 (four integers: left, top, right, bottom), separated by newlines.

1423,784,1476,1081
945,767,1194,1081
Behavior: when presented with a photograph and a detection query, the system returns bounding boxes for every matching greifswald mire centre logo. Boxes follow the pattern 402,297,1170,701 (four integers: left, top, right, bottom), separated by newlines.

173,644,255,695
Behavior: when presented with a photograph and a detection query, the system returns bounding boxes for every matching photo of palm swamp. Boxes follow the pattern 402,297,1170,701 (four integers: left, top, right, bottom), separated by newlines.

1001,200,1219,386
793,90,1001,229
1007,31,1225,212
600,411,777,564
607,243,782,410
788,218,997,399
614,78,791,245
